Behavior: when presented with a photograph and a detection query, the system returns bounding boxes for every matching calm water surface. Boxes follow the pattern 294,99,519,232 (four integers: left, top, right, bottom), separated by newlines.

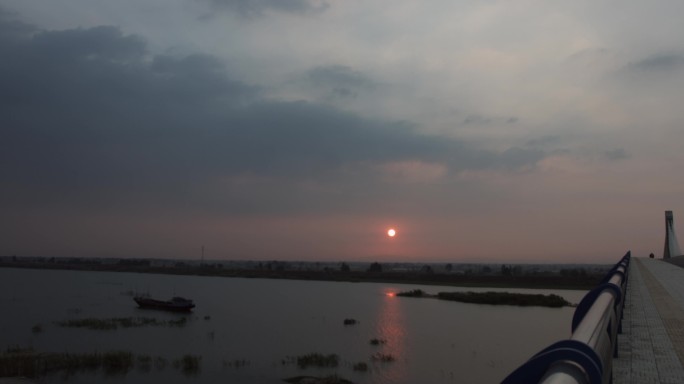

0,268,586,383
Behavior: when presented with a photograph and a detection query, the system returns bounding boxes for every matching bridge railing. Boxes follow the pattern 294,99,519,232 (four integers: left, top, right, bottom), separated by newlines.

501,251,631,384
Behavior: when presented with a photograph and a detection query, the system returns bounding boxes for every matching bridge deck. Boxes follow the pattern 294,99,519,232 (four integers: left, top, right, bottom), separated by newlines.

614,258,684,383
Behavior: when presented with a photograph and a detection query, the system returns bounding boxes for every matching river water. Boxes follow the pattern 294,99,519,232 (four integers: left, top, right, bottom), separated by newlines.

0,268,586,383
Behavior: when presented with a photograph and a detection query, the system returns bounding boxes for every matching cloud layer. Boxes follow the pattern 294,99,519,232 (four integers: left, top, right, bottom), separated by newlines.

3,2,684,261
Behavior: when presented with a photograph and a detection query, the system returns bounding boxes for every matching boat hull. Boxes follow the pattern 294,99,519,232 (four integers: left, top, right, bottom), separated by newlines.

134,297,195,312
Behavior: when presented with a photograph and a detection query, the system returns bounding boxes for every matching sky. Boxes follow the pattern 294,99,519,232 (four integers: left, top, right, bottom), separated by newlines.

2,0,684,263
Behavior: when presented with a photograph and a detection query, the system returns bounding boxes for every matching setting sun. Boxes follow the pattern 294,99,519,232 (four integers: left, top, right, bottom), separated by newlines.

387,228,396,237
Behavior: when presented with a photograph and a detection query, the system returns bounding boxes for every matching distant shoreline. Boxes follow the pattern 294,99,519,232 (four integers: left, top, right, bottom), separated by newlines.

0,259,603,290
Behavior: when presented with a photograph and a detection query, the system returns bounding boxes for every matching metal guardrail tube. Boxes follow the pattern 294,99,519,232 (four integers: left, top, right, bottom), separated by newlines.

501,251,631,384
539,362,589,384
571,293,614,347
540,293,616,384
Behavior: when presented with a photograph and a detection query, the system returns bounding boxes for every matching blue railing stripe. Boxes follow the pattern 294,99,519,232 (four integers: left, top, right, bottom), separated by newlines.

501,251,631,384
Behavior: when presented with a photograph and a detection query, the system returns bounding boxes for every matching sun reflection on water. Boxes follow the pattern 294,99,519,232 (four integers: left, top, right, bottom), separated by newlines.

373,288,408,382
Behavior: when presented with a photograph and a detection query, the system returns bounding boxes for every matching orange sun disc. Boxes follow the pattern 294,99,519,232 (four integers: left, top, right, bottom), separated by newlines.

387,229,396,237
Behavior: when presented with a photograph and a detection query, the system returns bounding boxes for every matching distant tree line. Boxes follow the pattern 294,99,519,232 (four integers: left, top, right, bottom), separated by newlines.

367,262,383,273
559,268,588,277
500,264,522,276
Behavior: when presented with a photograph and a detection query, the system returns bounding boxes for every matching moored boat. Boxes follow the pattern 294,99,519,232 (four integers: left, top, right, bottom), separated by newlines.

134,296,195,312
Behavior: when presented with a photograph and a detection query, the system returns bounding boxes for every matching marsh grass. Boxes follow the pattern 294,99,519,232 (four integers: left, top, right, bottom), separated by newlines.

167,317,188,327
6,346,34,354
371,353,395,362
284,375,353,384
136,355,152,372
173,354,201,375
100,351,134,375
223,358,250,368
154,356,168,370
396,289,426,297
289,353,339,369
437,291,571,307
0,347,191,378
0,348,133,377
396,289,572,307
55,316,188,330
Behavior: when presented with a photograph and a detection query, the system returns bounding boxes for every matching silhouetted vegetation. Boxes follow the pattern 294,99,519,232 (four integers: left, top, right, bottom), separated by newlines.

343,318,357,325
295,353,339,369
0,347,132,377
117,258,150,266
54,316,187,330
154,356,168,370
173,354,201,375
0,256,607,290
167,317,188,327
136,355,152,372
0,347,195,378
31,324,42,333
369,338,387,346
559,267,588,277
353,361,369,371
436,291,571,307
396,289,427,297
284,375,353,384
367,262,383,273
501,264,522,276
100,351,134,375
371,352,395,362
223,358,250,368
395,289,572,307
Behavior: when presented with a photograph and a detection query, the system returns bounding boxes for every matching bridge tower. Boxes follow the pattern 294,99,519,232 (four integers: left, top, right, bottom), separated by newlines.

663,210,682,259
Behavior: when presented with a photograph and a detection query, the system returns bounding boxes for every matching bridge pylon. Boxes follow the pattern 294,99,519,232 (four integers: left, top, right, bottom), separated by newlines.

663,210,682,259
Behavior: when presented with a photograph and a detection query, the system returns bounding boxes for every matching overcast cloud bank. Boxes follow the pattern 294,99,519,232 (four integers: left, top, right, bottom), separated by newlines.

2,2,684,262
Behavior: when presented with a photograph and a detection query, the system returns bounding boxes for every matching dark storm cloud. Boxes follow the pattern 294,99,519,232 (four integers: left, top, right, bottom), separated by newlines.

462,114,520,126
201,0,329,16
463,114,491,125
498,147,545,170
629,53,684,72
306,65,375,90
0,15,546,216
0,7,35,42
31,26,146,61
526,135,561,147
604,148,629,161
304,65,376,100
